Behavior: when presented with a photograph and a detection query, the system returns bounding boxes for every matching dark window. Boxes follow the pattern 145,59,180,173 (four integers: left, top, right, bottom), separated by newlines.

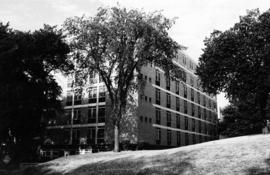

192,104,195,116
155,128,161,144
197,92,200,104
184,100,188,114
156,89,160,105
99,86,106,102
176,97,180,111
185,133,189,145
98,106,105,123
185,117,188,130
66,92,72,106
176,114,180,129
204,109,207,120
156,108,161,124
145,96,147,101
88,107,96,123
166,77,170,90
192,119,195,132
166,111,171,127
183,84,187,98
149,97,152,103
191,89,194,101
74,90,82,105
155,70,160,86
140,116,143,122
199,121,201,133
73,109,81,124
97,127,105,144
177,131,181,146
166,93,171,108
149,77,152,82
167,130,172,145
145,117,148,122
198,107,201,118
175,81,180,94
89,87,97,103
203,96,206,107
149,118,152,123
65,110,72,124
193,134,196,144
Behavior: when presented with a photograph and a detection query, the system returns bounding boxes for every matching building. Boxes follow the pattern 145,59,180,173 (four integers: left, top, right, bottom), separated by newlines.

46,51,218,148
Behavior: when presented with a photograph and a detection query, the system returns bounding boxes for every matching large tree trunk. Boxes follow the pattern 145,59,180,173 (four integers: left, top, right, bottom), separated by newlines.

114,124,120,152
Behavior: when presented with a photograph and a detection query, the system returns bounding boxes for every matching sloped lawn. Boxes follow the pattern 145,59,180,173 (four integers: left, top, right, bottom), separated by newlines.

22,134,270,175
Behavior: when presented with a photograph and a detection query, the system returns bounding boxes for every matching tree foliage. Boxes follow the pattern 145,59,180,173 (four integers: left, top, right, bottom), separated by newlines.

219,104,263,137
0,23,72,160
197,9,270,121
63,7,182,151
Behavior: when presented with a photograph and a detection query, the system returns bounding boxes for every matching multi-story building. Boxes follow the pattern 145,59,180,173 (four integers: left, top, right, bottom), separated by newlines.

46,51,218,148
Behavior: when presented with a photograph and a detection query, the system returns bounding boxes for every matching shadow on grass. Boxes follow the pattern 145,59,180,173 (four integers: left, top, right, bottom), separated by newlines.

247,158,270,175
22,151,194,175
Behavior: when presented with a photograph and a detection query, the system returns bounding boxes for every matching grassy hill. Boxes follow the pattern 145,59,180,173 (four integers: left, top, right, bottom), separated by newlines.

22,134,270,175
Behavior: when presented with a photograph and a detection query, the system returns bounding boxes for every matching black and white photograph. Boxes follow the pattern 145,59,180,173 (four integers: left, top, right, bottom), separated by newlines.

1,0,270,174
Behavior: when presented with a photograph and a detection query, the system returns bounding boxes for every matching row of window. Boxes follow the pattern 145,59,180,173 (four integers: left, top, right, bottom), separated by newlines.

155,128,214,146
66,86,106,105
64,106,106,124
155,70,216,109
155,108,217,134
155,89,217,122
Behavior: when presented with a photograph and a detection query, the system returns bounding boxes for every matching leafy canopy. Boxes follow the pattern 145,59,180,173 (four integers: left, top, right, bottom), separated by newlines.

0,23,72,159
196,9,270,119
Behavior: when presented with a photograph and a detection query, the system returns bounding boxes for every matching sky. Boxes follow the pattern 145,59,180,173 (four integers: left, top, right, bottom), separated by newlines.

1,0,270,109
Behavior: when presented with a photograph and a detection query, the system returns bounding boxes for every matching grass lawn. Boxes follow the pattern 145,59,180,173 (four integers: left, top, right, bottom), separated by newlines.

22,134,270,175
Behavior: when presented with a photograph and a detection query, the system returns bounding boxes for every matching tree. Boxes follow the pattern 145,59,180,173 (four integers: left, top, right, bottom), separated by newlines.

219,103,263,137
196,9,270,124
63,7,183,152
0,23,73,161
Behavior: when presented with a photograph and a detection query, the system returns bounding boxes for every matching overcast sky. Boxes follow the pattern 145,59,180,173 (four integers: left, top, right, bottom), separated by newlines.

1,0,270,108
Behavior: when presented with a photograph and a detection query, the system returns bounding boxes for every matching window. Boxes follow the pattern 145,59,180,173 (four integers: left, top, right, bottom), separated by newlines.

145,117,148,123
89,87,97,103
191,103,195,116
175,81,180,94
197,92,200,104
185,117,189,130
155,70,160,86
176,114,180,129
177,131,181,146
149,97,152,103
193,134,196,144
155,128,161,144
198,107,201,118
149,77,152,82
140,116,143,122
204,109,207,120
97,127,105,144
145,96,147,102
88,107,96,123
166,77,170,90
156,89,160,105
65,110,72,124
167,130,172,145
190,76,194,87
184,100,188,114
192,119,195,132
191,89,194,101
66,91,73,106
166,93,171,108
183,57,186,65
73,109,81,124
74,89,82,105
183,84,187,98
176,97,180,111
185,133,189,145
98,106,105,123
203,96,206,107
166,111,171,127
156,108,161,124
199,121,202,133
99,85,106,102
149,118,152,123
